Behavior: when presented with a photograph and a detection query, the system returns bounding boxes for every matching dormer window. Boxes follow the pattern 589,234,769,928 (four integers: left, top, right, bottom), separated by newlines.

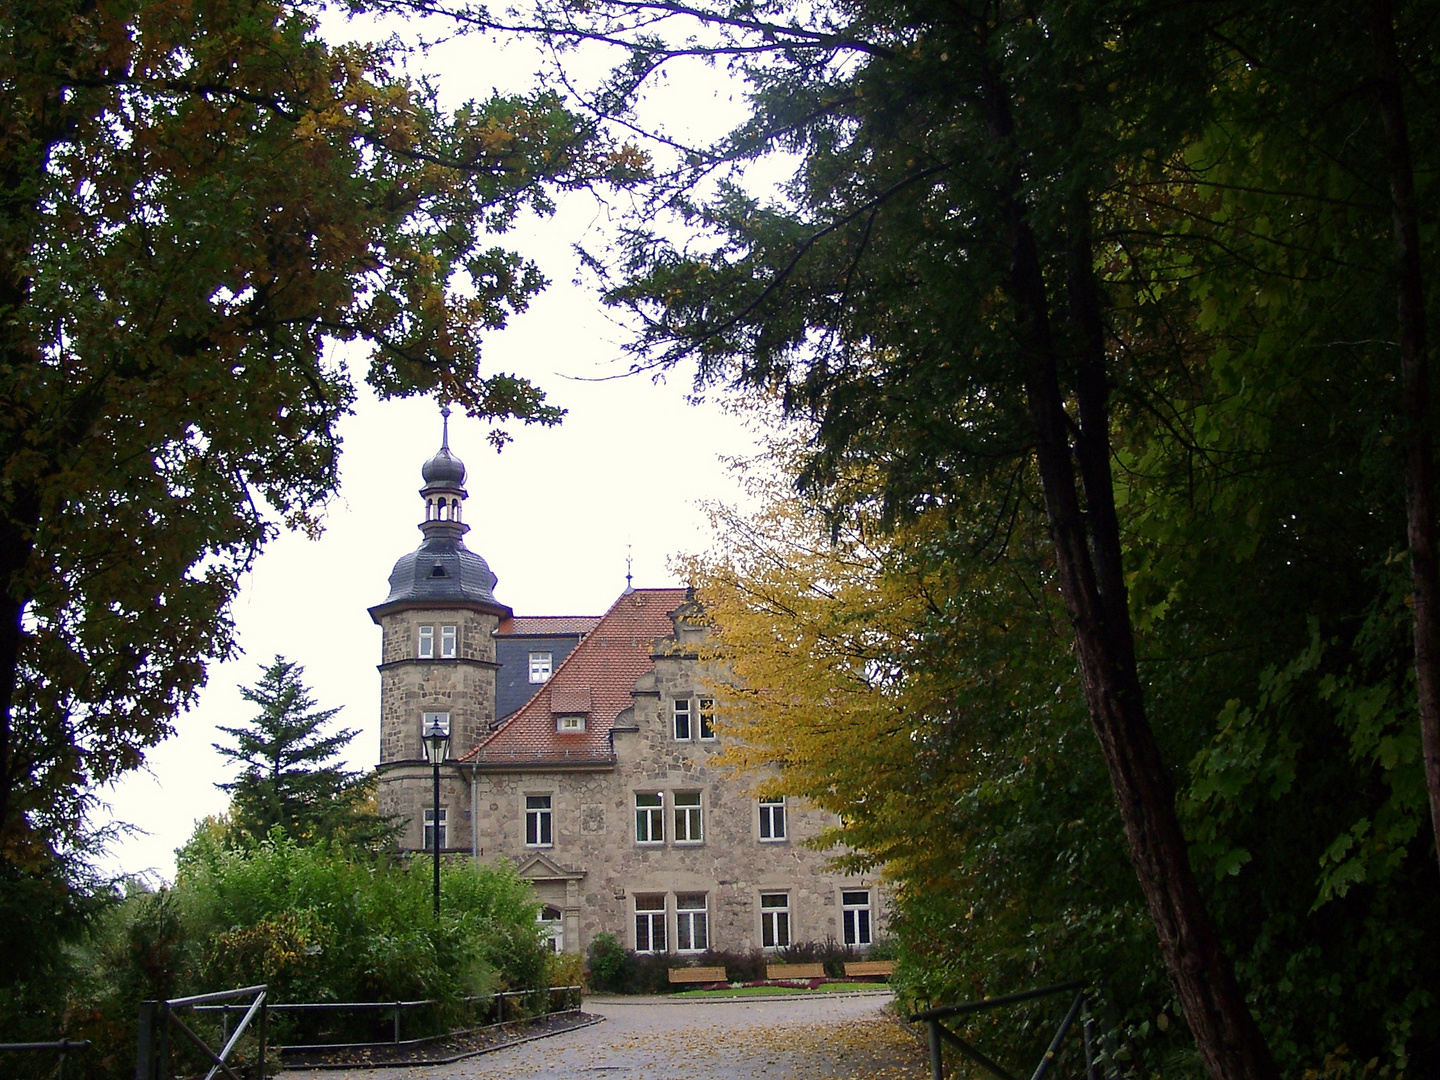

529,652,553,683
556,714,585,733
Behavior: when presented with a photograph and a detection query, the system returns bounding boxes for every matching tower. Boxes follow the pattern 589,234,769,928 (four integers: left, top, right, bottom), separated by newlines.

369,408,511,853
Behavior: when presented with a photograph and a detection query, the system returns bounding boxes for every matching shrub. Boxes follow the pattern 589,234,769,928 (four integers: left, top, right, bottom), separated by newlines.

586,932,631,993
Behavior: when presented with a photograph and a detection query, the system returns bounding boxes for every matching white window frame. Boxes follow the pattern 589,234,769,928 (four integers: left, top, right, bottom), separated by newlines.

525,794,554,847
673,791,703,844
675,893,709,953
440,624,457,658
760,892,791,949
538,906,563,954
418,624,434,659
634,895,666,953
842,889,873,947
672,698,692,740
634,792,664,844
556,714,585,733
529,652,553,683
758,797,786,842
698,697,716,740
423,807,446,851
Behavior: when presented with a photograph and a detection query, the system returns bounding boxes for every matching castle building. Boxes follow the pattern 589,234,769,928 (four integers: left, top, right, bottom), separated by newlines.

371,416,885,957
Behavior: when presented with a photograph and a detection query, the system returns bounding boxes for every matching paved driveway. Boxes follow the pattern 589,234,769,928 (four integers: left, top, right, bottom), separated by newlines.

285,992,927,1080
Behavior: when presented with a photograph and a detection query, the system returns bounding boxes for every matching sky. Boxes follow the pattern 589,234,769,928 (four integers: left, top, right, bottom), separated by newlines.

98,13,775,882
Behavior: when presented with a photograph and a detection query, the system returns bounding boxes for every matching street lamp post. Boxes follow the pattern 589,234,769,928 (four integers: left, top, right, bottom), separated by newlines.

421,714,452,917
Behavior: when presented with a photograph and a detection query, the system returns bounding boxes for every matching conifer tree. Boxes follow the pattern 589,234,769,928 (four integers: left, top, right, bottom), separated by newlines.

215,658,386,848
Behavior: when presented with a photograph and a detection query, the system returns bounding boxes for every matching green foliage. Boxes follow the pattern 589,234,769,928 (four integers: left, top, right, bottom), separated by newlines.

585,931,632,993
215,657,393,849
0,0,640,869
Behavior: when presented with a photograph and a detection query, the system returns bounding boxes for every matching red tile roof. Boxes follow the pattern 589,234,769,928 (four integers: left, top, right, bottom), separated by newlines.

464,588,689,766
495,615,601,636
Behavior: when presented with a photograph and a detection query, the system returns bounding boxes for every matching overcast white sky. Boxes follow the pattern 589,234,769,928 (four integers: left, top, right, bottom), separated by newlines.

99,13,775,882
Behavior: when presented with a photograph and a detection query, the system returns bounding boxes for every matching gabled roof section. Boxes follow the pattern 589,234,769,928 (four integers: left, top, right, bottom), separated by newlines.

495,615,601,637
464,587,689,766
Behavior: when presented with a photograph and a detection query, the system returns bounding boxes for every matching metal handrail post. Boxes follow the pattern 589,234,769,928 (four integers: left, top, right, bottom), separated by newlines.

392,1003,401,1045
136,1001,156,1080
256,995,267,1080
928,1018,944,1080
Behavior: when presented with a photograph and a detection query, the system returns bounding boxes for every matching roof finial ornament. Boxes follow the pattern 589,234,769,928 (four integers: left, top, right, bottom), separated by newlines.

440,403,452,450
625,543,634,594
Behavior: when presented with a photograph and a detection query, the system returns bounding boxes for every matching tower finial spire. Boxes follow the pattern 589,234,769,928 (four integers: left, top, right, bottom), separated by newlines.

625,543,634,594
440,403,452,450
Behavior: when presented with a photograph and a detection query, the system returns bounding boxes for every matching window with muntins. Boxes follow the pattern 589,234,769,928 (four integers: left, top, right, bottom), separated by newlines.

635,895,666,953
440,624,457,658
760,892,791,948
673,791,703,843
758,798,786,841
676,893,709,952
672,698,692,740
842,890,872,947
635,793,664,843
529,652,553,683
525,795,553,847
698,698,716,740
418,625,434,659
423,808,446,851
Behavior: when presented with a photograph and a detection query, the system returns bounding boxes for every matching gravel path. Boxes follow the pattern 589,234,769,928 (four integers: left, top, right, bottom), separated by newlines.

281,992,927,1080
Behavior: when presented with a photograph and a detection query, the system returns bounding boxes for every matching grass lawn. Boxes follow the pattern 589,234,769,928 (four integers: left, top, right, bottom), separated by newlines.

671,982,886,998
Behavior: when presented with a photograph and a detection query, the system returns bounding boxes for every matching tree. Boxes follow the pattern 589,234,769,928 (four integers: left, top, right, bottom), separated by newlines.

691,438,1440,1075
488,2,1276,1075
215,657,387,847
0,0,639,867
406,0,1440,1076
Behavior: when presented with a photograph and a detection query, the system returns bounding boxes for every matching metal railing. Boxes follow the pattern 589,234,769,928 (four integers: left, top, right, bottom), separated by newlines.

194,984,584,1054
910,981,1116,1080
0,1039,91,1080
136,985,267,1080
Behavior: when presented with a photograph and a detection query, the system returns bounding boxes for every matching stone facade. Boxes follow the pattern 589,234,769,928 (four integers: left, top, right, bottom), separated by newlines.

373,425,885,958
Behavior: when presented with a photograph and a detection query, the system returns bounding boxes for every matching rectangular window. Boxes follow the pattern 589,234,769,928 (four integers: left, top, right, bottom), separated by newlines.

676,893,709,952
760,892,791,949
674,791,703,844
698,698,716,740
758,798,786,841
418,625,434,659
842,890,873,947
529,652,553,683
635,895,666,953
525,794,553,847
440,624,457,658
557,715,585,732
635,793,664,844
423,808,446,851
672,698,692,740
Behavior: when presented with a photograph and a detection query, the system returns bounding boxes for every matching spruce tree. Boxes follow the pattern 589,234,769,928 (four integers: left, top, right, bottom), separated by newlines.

215,658,387,848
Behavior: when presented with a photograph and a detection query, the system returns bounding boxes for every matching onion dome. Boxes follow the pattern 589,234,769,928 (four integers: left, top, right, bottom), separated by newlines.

369,405,510,619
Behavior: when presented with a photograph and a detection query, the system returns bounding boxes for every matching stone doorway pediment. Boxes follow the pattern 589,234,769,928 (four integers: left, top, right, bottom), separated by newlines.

516,851,585,882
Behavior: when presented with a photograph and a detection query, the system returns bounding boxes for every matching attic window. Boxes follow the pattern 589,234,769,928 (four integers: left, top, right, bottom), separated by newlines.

557,715,585,733
430,563,446,578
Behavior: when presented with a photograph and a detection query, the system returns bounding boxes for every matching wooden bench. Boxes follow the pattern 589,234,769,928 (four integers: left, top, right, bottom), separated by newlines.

668,965,729,985
843,960,896,978
766,962,826,981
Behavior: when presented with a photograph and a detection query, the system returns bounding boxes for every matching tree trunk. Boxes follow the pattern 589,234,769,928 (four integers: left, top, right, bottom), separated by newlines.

979,69,1279,1080
1368,0,1440,877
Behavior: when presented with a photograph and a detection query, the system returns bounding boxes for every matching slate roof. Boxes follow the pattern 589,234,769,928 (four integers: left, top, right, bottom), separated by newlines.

463,587,689,766
372,533,506,614
496,615,601,637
